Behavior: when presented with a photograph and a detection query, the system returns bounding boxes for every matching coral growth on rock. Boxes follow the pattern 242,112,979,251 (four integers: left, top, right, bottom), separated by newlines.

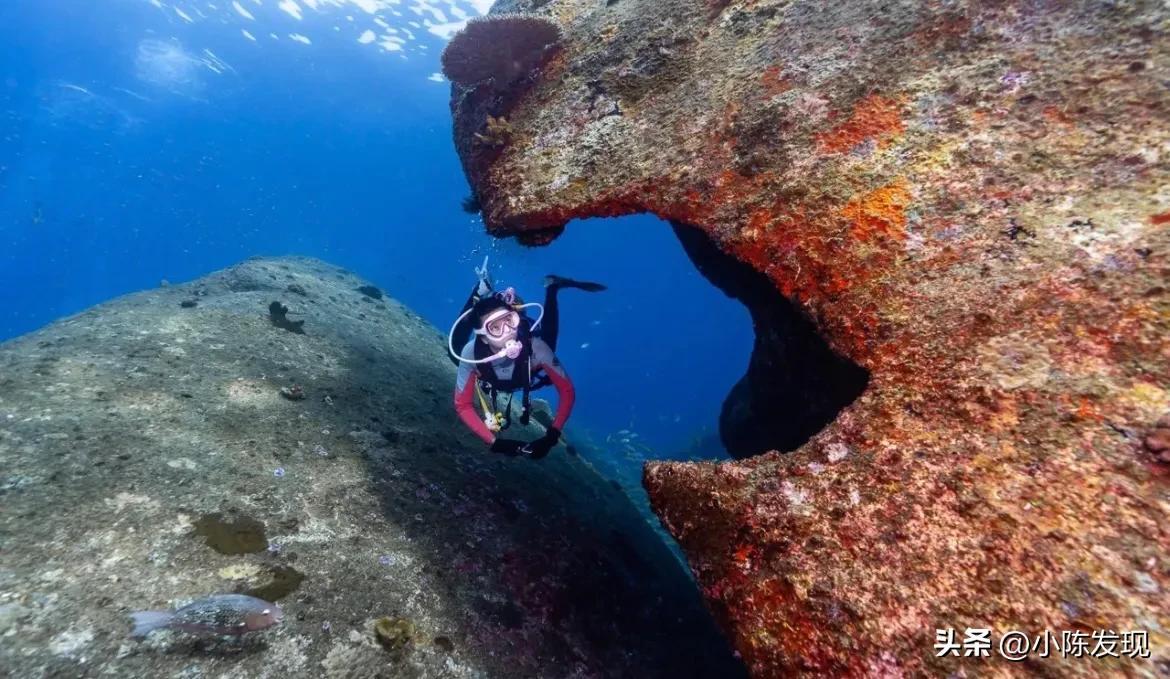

441,15,561,88
1146,413,1170,464
448,0,1170,675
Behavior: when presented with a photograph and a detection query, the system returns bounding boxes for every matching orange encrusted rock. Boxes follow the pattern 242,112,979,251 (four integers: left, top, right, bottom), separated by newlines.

449,0,1170,674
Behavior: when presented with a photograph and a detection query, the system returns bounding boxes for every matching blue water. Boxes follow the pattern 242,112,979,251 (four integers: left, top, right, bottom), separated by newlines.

0,0,752,467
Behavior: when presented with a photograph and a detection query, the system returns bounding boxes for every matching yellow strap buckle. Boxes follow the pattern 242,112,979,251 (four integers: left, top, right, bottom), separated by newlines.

476,384,506,433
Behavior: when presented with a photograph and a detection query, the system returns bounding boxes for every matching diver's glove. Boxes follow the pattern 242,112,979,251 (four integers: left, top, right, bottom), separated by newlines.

525,427,561,459
490,437,525,456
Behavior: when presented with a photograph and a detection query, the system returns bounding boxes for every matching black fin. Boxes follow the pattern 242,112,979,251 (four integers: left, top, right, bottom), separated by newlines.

543,274,606,292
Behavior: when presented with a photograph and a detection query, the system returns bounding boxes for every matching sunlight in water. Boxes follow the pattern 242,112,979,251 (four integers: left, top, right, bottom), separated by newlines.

138,0,493,69
41,82,139,131
134,38,216,98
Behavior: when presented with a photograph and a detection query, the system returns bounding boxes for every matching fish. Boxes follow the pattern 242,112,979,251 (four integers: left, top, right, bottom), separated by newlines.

129,594,283,638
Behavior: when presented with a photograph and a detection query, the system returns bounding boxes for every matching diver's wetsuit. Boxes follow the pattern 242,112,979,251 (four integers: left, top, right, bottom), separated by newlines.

450,277,600,446
453,336,575,444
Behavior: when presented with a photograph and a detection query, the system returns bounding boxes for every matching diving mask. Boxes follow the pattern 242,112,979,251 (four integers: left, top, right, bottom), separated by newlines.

447,301,545,365
480,309,520,340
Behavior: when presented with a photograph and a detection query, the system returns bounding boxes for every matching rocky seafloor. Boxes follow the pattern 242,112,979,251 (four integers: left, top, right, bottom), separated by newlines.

447,0,1170,675
0,256,745,679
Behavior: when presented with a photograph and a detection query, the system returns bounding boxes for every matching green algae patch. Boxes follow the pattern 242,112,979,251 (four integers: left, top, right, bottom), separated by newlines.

245,565,305,601
374,617,416,652
193,512,267,555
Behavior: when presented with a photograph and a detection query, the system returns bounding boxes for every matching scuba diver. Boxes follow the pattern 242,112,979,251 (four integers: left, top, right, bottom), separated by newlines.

448,257,604,458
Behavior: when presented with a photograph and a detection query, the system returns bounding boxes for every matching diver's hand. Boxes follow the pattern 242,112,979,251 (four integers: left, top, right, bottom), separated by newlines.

474,256,492,296
489,437,524,456
525,427,561,459
539,426,561,446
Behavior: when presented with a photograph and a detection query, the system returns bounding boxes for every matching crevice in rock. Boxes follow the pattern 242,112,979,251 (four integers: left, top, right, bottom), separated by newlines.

671,222,870,459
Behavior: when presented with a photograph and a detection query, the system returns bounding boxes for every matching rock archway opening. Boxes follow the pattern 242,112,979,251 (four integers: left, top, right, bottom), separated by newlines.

506,212,869,461
669,222,870,459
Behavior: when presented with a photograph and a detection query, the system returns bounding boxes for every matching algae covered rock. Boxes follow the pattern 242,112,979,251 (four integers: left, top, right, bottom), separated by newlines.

0,256,742,678
448,0,1170,675
441,14,561,88
374,616,416,652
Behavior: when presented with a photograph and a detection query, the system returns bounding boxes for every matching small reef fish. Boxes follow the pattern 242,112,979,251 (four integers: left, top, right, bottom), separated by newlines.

130,594,283,637
605,429,639,444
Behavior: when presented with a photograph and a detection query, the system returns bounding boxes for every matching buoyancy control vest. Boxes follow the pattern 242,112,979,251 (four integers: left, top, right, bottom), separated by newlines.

472,321,553,428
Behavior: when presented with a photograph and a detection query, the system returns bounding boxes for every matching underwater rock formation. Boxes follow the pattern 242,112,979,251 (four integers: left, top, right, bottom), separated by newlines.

448,0,1170,675
441,14,561,89
672,222,869,459
0,257,743,678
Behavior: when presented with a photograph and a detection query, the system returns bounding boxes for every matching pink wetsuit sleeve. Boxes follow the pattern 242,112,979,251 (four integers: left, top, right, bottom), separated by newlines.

455,373,495,445
540,362,576,430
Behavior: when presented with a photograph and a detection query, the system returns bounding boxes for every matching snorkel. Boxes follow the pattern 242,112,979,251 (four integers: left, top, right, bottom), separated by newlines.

447,294,544,365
